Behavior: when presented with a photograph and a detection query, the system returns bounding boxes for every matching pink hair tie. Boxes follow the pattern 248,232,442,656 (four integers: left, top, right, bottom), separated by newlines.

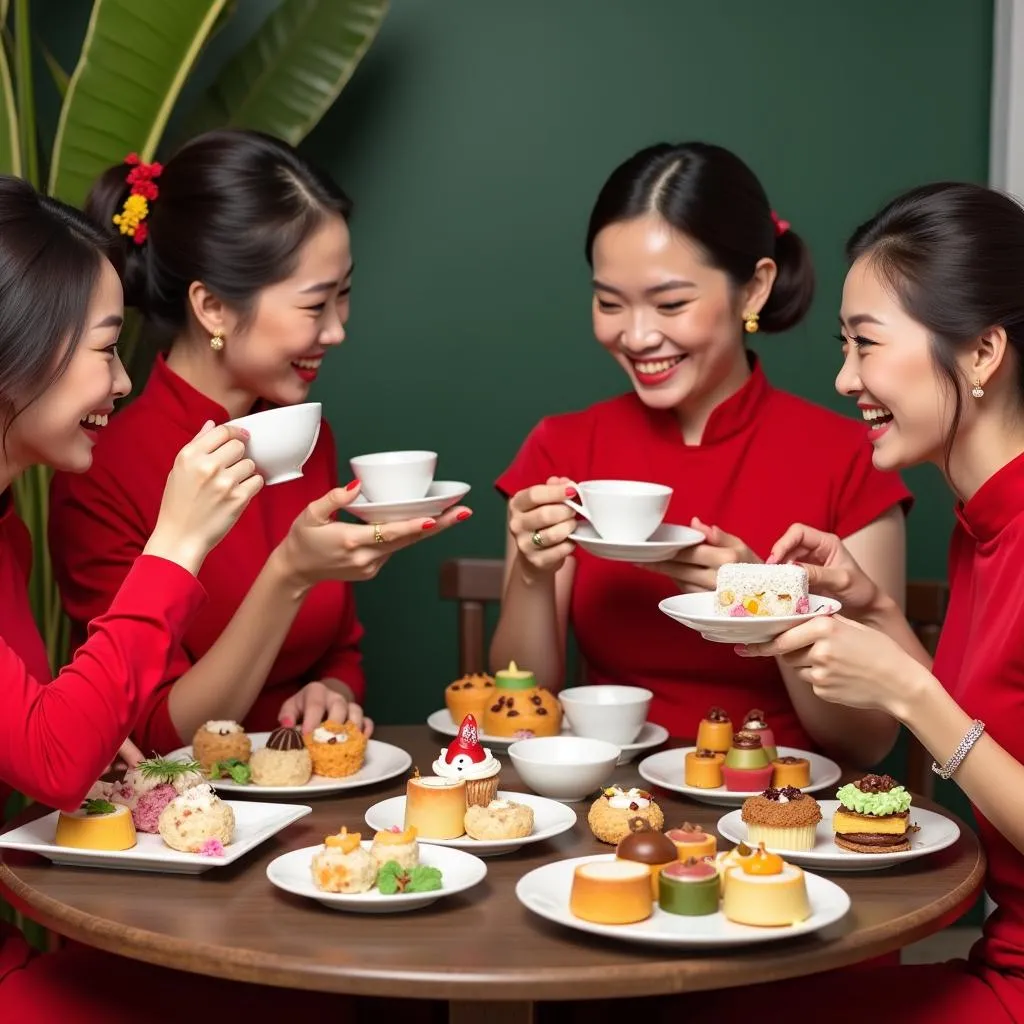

771,210,791,237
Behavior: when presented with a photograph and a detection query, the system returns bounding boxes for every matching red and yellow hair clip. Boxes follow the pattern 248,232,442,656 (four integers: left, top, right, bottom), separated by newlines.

112,152,163,245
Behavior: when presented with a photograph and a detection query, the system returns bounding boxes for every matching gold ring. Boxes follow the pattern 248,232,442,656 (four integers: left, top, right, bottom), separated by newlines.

531,530,544,548
373,523,385,545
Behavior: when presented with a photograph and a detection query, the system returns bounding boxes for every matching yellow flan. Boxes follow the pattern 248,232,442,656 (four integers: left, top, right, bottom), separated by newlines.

722,847,810,926
570,860,653,924
404,775,467,839
55,801,137,851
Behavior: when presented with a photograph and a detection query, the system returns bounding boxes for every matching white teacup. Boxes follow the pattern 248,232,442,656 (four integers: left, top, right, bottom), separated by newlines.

225,402,321,486
564,480,671,542
559,685,652,746
349,450,437,503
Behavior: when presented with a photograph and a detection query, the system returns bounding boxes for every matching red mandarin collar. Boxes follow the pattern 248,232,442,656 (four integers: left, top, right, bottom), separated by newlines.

955,448,1024,543
646,353,772,447
146,354,264,426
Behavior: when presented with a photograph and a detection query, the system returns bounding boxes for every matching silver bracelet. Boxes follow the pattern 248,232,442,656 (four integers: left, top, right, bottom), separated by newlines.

931,719,986,780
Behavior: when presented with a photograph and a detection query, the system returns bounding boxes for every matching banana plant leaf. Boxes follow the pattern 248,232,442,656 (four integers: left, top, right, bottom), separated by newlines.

48,0,228,207
179,0,388,145
0,28,19,175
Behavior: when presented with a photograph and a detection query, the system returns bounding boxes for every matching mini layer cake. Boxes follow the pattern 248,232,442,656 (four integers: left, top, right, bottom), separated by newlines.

695,706,732,753
715,563,810,618
742,787,822,851
665,822,717,860
55,799,136,851
722,731,774,791
684,749,724,788
404,772,467,839
588,785,664,844
370,825,419,871
741,709,777,761
772,755,811,789
616,820,677,898
445,673,496,720
833,774,913,853
570,860,652,924
304,720,367,778
483,661,562,738
722,844,810,926
658,858,720,916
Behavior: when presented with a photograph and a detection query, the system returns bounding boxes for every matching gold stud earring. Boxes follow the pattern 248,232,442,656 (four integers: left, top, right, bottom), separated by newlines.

743,312,759,334
210,329,225,352
972,379,984,399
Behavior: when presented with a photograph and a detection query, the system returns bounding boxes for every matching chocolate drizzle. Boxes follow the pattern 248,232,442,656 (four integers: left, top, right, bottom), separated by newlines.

694,748,718,759
266,727,304,752
731,730,763,750
761,786,805,802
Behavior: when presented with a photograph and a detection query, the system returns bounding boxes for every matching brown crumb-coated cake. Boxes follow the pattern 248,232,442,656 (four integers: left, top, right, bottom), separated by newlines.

742,786,822,852
445,673,496,721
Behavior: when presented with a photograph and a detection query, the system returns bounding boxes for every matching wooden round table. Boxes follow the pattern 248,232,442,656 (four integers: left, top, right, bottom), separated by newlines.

0,725,985,1024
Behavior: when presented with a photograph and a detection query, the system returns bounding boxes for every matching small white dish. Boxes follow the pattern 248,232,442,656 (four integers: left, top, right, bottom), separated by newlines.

717,800,961,872
0,802,311,874
559,684,652,745
516,854,850,948
349,449,437,503
659,591,841,644
572,522,704,563
426,709,668,765
344,481,471,524
508,736,621,801
226,402,321,486
266,840,487,912
364,790,576,856
165,734,412,797
638,746,842,807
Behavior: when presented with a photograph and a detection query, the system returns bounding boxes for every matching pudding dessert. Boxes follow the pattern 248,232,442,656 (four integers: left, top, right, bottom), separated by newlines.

833,774,913,853
157,783,235,855
695,706,732,753
192,720,251,772
250,726,313,786
615,820,677,898
432,714,501,806
570,860,653,924
742,787,822,851
772,755,811,789
369,825,419,871
55,799,137,851
482,661,562,738
464,798,534,841
658,858,720,916
715,563,810,618
588,785,664,844
722,731,774,791
715,841,756,893
684,748,724,788
311,828,377,893
112,756,204,833
741,709,777,761
665,822,717,860
722,844,810,926
404,772,467,839
304,720,367,777
445,673,496,720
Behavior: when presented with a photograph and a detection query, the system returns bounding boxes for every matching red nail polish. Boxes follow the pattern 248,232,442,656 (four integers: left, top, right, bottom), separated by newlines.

345,479,360,490
565,486,577,498
456,509,472,521
422,519,436,530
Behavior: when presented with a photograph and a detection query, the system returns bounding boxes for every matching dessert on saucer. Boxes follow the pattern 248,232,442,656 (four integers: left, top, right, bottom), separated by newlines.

684,749,724,788
432,714,501,806
715,563,810,618
741,709,777,761
304,720,367,777
721,843,810,926
464,798,534,841
742,786,822,851
55,799,137,851
696,706,733,753
483,661,562,738
249,726,313,786
588,785,664,844
192,720,251,773
157,783,235,856
722,730,774,791
615,819,677,897
570,859,653,924
311,826,442,895
445,673,496,720
833,774,914,853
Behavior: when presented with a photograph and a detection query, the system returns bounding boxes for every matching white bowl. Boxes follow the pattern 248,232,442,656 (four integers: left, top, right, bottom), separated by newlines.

558,684,652,745
349,450,437,503
508,736,620,802
225,402,321,486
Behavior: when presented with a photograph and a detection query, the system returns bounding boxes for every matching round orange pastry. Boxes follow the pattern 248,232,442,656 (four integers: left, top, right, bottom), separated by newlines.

303,720,368,777
445,673,496,721
684,748,724,788
570,859,652,924
665,822,717,860
772,755,811,789
695,706,732,753
482,661,562,738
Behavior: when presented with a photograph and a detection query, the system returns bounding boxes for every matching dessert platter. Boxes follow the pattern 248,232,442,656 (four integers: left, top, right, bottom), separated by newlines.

266,825,487,913
717,774,961,871
0,757,310,874
659,563,840,644
637,706,842,806
166,721,412,796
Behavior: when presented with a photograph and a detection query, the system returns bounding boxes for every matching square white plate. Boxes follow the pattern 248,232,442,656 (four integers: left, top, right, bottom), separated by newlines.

0,801,311,874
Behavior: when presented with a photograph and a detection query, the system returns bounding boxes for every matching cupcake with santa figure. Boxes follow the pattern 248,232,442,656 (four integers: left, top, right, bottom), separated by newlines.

432,714,501,806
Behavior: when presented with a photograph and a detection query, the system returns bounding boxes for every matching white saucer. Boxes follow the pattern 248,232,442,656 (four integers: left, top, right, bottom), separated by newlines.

659,591,841,644
344,481,471,524
516,854,850,947
266,840,487,912
638,746,842,807
572,523,705,563
364,790,576,856
165,734,412,797
426,709,668,765
717,800,961,871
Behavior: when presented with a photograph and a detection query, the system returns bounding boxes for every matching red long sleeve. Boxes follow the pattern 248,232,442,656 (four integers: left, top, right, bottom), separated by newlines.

311,594,366,703
0,555,204,812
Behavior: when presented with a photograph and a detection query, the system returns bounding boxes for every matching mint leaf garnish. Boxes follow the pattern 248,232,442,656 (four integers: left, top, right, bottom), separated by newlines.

405,865,443,893
210,759,251,784
376,860,403,894
82,799,116,815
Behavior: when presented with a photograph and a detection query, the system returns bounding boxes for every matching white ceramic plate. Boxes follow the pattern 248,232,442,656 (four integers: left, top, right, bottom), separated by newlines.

343,481,471,524
426,709,668,765
638,746,842,808
717,800,961,872
165,734,412,797
364,790,576,856
0,802,311,874
571,523,705,563
516,854,850,947
659,592,841,644
266,840,487,912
